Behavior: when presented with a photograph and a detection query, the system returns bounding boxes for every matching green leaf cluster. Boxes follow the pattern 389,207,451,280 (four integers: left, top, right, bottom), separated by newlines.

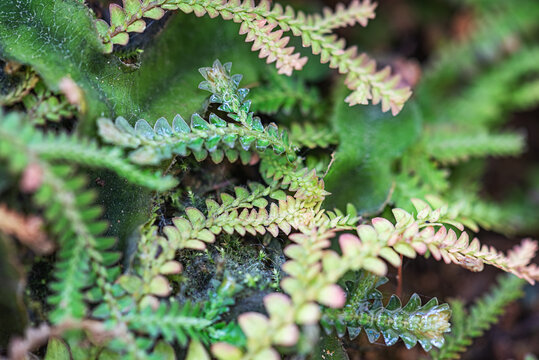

322,272,451,351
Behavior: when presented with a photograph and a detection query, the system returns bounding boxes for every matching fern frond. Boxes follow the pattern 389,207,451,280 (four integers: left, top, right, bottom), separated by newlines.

322,272,451,351
183,0,410,113
0,111,169,358
200,59,298,161
20,80,77,125
325,204,361,229
424,131,525,164
37,136,175,191
237,17,308,76
163,194,312,247
393,171,450,212
288,123,338,149
0,111,176,191
425,0,539,88
431,274,526,360
95,1,411,114
249,69,323,116
419,193,531,235
99,60,298,165
393,148,450,208
0,65,39,106
260,153,329,207
338,200,539,283
511,78,539,109
440,46,539,128
125,301,212,346
37,170,129,351
0,113,109,323
98,114,293,165
38,164,119,324
204,182,275,216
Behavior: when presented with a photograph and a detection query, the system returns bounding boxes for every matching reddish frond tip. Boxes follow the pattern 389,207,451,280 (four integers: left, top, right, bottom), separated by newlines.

508,238,538,269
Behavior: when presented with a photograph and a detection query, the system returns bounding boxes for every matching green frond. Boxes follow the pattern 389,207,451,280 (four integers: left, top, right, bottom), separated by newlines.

98,114,292,165
395,186,539,236
38,164,101,323
312,0,377,33
125,302,212,346
288,123,338,149
431,274,526,360
325,204,361,229
99,60,299,165
38,166,127,330
398,148,450,191
249,69,323,116
322,271,451,351
424,131,525,164
38,137,176,191
0,111,166,345
511,78,539,109
21,80,77,125
393,171,450,213
439,46,539,128
0,111,176,191
0,66,39,107
204,182,277,216
424,0,539,90
438,191,539,234
117,271,239,349
260,153,329,207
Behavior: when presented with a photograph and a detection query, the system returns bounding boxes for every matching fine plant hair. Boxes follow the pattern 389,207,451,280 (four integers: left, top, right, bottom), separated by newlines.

0,0,538,360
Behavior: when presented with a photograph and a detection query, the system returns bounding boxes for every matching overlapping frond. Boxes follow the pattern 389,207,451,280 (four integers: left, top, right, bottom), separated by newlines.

260,153,329,207
249,69,323,116
95,1,411,114
338,200,539,283
0,111,176,191
99,60,298,165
